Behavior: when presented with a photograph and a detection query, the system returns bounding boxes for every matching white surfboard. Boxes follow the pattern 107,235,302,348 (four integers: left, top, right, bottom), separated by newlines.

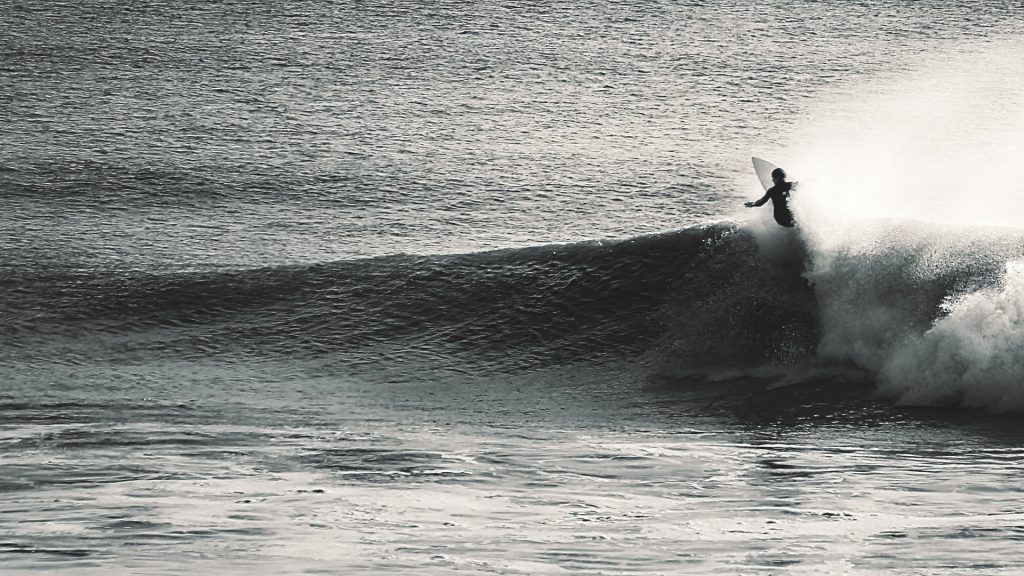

751,157,778,191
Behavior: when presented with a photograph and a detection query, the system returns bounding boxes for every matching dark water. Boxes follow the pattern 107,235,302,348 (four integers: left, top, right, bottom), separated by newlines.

4,0,1024,573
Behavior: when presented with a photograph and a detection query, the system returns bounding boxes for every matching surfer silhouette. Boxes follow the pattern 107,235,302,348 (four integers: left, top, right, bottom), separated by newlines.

745,167,795,228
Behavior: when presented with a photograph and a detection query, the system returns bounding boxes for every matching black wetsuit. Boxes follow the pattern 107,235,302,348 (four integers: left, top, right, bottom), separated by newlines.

752,182,795,228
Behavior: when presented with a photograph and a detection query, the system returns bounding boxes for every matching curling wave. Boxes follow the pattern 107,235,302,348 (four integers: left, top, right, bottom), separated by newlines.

7,219,1024,410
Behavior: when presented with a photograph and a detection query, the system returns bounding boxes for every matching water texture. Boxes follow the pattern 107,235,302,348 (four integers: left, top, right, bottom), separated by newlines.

3,0,1024,573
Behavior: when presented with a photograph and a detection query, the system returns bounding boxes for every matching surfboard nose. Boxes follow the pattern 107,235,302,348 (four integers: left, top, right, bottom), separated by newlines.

752,157,780,191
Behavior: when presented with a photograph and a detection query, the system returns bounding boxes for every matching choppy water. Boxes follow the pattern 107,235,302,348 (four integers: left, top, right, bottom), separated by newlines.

4,0,1024,573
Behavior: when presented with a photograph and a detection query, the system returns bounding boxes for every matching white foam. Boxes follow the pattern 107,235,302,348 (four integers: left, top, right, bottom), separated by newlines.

881,261,1024,410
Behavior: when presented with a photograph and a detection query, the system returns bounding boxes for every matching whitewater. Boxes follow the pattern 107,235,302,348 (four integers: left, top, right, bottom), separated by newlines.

3,0,1024,574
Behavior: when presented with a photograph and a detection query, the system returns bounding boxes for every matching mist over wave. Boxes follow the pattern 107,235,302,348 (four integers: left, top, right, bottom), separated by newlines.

801,220,1024,410
775,40,1024,411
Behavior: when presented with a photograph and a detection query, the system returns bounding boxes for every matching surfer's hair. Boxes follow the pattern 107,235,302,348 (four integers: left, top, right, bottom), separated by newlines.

771,168,786,180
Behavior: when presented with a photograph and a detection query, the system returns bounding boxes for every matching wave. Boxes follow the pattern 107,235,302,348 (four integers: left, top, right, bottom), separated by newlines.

3,225,729,370
804,220,1024,411
7,219,1024,411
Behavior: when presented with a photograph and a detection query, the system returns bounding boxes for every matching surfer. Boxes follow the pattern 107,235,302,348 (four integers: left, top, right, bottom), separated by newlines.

745,167,795,228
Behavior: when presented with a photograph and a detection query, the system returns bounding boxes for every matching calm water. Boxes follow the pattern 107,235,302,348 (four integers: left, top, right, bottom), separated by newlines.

4,0,1024,573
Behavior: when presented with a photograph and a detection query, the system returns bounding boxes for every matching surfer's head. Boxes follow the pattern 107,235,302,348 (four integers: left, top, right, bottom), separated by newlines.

771,167,787,184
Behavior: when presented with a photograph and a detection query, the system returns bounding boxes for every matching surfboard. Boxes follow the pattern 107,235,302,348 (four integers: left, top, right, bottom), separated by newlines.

752,157,778,191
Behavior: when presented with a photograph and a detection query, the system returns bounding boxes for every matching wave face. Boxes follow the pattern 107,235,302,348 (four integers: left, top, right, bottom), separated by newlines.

7,219,1024,410
3,223,820,375
2,225,737,372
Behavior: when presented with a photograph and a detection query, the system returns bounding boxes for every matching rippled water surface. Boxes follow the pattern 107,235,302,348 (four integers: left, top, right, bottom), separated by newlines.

7,0,1020,268
6,375,1024,574
4,0,1024,573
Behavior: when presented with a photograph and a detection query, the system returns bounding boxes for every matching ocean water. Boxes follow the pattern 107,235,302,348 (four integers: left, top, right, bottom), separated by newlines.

4,0,1024,573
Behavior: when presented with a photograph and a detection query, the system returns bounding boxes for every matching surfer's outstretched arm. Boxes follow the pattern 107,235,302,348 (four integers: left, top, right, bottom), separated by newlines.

744,192,769,208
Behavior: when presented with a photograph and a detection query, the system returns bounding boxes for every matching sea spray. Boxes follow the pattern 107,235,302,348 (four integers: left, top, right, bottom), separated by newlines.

782,40,1024,410
788,39,1024,231
798,219,1024,411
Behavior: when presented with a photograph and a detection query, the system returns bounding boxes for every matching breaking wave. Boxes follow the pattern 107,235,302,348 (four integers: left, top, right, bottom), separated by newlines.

7,216,1024,410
